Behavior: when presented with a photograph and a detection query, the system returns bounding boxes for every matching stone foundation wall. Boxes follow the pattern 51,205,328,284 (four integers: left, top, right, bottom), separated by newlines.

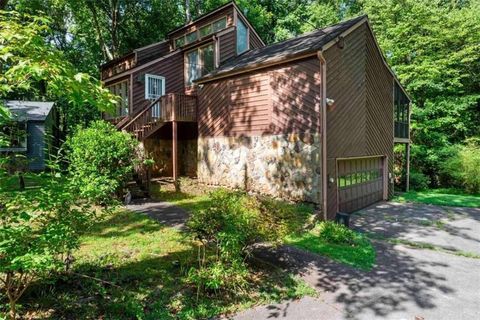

198,134,321,204
143,138,197,177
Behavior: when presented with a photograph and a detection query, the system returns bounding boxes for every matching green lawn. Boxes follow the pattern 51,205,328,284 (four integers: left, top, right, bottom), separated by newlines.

21,209,316,319
285,224,376,271
394,188,480,208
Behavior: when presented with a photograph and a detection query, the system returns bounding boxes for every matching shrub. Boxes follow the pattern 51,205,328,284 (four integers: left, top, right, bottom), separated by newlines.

318,222,358,246
187,189,312,296
442,139,480,194
0,175,95,319
66,121,138,204
409,170,431,191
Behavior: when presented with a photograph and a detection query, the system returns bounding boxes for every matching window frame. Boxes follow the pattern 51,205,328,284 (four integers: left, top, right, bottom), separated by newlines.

236,16,249,54
106,79,130,118
144,74,166,100
184,42,216,87
174,16,228,49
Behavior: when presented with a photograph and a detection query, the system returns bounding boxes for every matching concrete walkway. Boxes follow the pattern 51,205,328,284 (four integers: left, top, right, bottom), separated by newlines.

233,202,480,320
126,199,189,229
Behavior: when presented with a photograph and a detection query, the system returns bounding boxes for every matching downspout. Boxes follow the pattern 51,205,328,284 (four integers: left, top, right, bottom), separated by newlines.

317,50,328,221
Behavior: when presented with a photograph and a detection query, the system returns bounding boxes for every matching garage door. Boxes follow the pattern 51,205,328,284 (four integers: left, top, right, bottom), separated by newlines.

337,157,385,213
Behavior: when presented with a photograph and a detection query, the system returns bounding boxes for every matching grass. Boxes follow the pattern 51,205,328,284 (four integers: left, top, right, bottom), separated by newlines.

18,203,316,319
285,223,376,271
394,188,480,208
153,179,375,271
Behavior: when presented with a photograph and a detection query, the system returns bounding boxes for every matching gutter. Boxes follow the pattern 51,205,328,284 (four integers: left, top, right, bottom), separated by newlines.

317,50,328,221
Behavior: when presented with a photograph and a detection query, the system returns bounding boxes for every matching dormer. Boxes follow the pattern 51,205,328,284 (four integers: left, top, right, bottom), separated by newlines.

166,1,265,89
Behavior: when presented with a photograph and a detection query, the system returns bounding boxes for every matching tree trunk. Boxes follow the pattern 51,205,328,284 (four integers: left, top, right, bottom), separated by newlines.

87,1,113,61
18,173,25,191
185,0,191,22
9,299,16,320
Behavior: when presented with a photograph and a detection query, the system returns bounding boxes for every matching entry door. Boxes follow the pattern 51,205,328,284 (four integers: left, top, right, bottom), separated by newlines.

337,157,385,213
145,74,165,118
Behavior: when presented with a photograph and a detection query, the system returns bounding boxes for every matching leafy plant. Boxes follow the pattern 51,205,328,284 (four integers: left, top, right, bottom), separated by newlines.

409,170,431,191
442,139,480,194
0,175,95,319
66,121,138,204
318,221,358,246
186,189,312,296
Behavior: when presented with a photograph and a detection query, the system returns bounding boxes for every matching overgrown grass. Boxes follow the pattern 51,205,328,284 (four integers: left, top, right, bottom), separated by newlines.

286,222,376,271
394,188,480,208
19,209,316,319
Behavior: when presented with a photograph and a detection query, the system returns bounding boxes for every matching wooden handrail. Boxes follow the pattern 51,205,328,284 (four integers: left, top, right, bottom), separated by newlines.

123,93,197,140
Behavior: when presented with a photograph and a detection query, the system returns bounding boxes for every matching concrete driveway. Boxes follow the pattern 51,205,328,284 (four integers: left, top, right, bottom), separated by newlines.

233,202,480,320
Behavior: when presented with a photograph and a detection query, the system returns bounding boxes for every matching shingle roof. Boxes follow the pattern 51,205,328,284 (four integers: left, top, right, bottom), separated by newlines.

4,100,54,121
197,15,366,83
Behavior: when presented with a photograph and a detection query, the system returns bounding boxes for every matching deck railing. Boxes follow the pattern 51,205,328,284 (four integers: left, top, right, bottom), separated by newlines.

123,93,197,140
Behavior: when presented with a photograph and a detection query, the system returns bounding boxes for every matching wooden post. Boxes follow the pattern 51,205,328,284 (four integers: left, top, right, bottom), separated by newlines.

172,121,178,182
405,142,410,192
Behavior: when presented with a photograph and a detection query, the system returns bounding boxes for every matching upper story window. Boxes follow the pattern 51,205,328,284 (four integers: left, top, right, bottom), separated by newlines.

174,16,228,49
185,43,215,86
236,18,249,54
107,80,129,117
394,83,409,139
145,74,165,100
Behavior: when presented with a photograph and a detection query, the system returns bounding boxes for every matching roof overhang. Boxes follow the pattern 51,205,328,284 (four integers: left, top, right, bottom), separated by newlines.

195,15,410,102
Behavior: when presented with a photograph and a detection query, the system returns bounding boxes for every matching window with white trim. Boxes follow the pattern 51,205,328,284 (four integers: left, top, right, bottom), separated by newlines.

106,80,129,117
145,74,165,100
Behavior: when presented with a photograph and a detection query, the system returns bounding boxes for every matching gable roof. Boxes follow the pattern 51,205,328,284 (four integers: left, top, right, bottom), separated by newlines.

196,15,367,83
4,100,54,121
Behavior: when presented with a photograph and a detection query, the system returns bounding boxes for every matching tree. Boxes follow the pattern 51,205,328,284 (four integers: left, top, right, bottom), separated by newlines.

0,10,119,141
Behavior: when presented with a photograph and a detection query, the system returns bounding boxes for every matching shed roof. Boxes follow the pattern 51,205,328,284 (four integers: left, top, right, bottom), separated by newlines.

4,100,54,121
196,15,366,83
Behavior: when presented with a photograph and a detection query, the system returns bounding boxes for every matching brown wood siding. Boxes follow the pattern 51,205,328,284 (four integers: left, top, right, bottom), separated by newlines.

136,41,170,65
270,57,322,134
198,70,271,137
169,6,234,43
325,22,394,218
198,57,322,138
219,29,236,63
249,29,264,49
131,51,185,115
365,28,394,198
198,80,230,137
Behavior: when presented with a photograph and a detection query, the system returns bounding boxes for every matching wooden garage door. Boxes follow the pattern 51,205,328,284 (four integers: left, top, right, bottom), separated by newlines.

337,157,384,213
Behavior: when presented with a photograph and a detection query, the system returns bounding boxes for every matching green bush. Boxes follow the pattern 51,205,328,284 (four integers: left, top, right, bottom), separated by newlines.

187,189,312,295
66,121,138,204
318,222,358,246
409,170,431,191
0,175,95,319
443,139,480,194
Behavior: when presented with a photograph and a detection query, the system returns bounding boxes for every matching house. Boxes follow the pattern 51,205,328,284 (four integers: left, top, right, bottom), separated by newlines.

1,100,57,171
100,1,411,219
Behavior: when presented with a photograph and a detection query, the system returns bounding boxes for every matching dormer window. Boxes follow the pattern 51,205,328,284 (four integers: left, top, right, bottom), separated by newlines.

236,18,249,54
174,16,228,49
185,31,198,44
212,17,227,32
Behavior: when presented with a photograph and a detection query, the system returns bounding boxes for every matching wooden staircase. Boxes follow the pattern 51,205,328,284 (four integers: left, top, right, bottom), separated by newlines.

121,93,197,140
